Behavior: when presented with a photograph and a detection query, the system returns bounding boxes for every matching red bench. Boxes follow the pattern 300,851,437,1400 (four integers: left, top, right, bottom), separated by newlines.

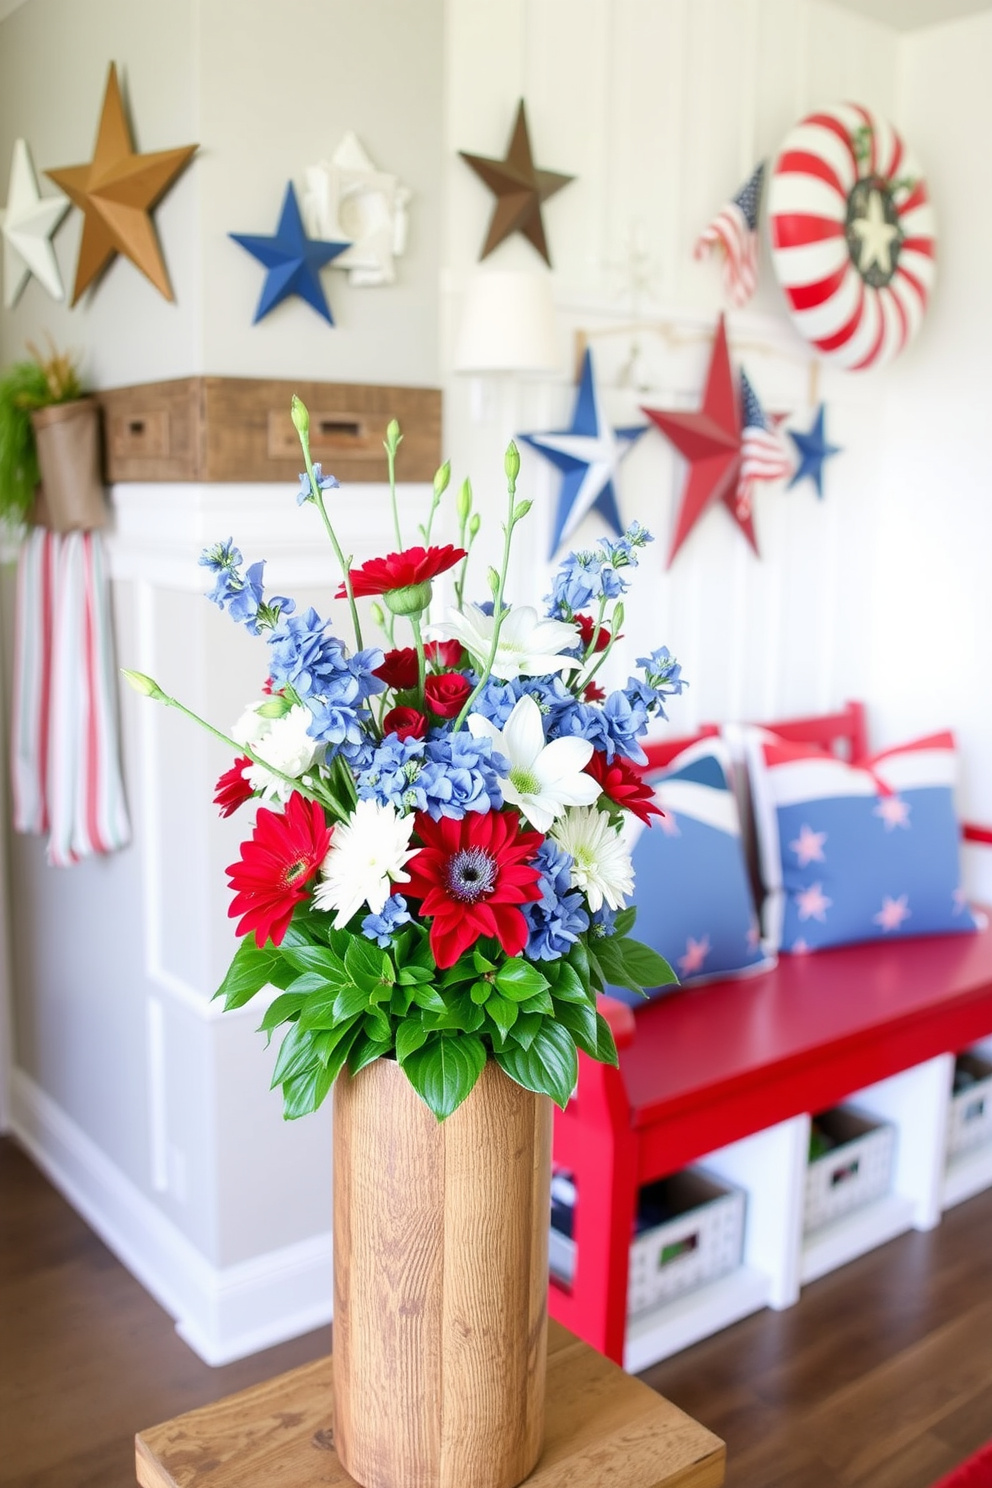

549,702,992,1365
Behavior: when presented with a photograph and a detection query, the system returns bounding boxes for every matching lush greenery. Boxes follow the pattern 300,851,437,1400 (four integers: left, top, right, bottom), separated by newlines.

0,344,83,524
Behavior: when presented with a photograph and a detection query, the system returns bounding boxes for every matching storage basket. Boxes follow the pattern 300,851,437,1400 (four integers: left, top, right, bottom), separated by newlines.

947,1052,992,1157
804,1106,896,1233
550,1167,746,1317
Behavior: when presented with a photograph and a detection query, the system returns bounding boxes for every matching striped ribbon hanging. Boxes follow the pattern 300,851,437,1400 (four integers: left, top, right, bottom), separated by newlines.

11,528,130,865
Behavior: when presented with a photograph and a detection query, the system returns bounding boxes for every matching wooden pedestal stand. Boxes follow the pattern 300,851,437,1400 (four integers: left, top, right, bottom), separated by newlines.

135,1320,725,1488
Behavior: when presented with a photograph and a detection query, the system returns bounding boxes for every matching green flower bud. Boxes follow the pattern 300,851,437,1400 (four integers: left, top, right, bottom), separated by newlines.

384,581,433,617
487,566,500,598
384,418,403,457
433,460,451,499
504,440,520,484
513,499,532,523
291,396,310,436
370,601,386,629
612,602,625,631
469,513,481,539
257,696,291,719
457,477,473,524
121,669,164,700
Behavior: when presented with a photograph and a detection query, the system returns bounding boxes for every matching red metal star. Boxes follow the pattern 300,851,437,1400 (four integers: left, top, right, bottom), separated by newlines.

642,315,757,565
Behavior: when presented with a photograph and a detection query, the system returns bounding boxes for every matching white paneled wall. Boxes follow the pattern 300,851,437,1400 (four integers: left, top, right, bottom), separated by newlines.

442,0,987,807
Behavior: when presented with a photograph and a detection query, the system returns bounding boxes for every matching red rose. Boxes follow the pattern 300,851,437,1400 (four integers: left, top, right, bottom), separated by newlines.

575,613,613,653
424,671,472,719
425,638,466,670
383,706,428,741
375,647,420,691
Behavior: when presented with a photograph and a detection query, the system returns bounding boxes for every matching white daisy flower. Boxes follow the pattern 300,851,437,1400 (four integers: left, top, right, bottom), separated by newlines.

431,603,581,681
467,695,601,833
313,800,418,929
550,804,635,913
232,702,319,803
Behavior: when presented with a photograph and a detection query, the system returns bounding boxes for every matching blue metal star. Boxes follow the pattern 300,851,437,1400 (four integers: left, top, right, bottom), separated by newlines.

229,182,350,325
787,403,842,499
520,349,646,557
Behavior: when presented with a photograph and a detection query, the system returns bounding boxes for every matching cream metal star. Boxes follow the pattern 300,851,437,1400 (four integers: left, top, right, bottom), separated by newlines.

850,190,901,277
1,138,70,307
303,131,411,288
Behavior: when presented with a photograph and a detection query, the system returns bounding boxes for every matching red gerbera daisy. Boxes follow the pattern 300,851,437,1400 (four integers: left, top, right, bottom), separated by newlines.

337,544,466,599
404,811,543,968
584,750,664,827
214,756,254,818
225,792,333,948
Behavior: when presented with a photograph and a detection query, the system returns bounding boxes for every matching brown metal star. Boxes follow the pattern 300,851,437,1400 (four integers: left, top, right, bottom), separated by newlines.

46,63,197,305
459,99,574,266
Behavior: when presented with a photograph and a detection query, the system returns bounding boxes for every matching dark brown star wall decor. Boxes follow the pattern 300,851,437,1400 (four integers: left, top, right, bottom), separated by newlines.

47,62,198,305
459,99,574,266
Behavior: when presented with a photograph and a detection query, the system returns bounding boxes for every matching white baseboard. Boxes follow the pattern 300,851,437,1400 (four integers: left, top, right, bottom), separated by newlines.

10,1068,333,1366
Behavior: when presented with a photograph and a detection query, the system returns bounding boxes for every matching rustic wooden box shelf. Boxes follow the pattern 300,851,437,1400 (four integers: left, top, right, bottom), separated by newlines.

99,377,442,484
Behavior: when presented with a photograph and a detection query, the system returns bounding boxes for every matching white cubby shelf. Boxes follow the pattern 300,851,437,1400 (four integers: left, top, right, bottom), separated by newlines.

615,1042,992,1373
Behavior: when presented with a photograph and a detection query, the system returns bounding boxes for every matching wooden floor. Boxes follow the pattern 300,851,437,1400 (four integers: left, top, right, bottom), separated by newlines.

1,1135,990,1488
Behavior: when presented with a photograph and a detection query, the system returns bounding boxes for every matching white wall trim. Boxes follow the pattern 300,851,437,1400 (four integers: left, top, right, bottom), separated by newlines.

10,1068,333,1366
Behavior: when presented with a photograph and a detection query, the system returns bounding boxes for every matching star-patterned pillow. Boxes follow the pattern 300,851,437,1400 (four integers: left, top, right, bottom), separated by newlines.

745,727,981,954
607,736,773,1006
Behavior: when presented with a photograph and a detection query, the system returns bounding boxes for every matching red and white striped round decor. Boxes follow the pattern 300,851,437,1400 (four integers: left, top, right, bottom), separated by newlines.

768,103,937,371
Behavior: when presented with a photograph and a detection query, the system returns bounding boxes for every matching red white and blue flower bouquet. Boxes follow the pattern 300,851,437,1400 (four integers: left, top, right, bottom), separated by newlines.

125,399,687,1488
126,398,684,1124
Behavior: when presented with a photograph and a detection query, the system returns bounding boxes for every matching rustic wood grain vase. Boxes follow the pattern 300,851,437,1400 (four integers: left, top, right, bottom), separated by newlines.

332,1057,552,1488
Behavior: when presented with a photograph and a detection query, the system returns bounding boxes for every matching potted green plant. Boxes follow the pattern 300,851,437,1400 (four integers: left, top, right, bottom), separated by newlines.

0,342,105,533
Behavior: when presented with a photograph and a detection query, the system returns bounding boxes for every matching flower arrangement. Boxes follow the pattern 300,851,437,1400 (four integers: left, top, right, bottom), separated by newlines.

125,400,686,1120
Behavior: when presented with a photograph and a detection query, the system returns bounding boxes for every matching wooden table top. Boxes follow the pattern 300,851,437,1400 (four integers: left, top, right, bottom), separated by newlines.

135,1319,725,1488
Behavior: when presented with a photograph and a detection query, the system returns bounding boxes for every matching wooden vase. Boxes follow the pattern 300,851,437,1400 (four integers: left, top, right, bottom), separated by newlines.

332,1057,552,1488
30,398,106,533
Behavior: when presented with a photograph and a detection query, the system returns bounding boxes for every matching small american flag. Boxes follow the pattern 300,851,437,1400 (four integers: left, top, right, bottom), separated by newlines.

694,163,765,308
737,369,792,519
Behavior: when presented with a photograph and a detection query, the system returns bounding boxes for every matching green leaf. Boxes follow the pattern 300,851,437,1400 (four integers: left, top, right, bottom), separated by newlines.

451,993,485,1033
215,936,293,1010
402,1034,487,1120
620,937,678,991
410,983,447,1013
333,983,372,1021
582,940,605,993
390,985,416,1017
494,958,550,1002
508,1010,543,1050
271,1021,322,1089
345,936,393,994
472,947,496,973
395,1019,429,1064
281,941,348,981
517,988,554,1016
347,1032,391,1078
281,1059,334,1120
363,1008,392,1043
485,993,518,1037
495,1020,578,1109
614,906,637,938
312,1014,363,1062
469,979,492,1005
257,991,309,1036
548,961,589,1005
594,1011,620,1067
567,939,591,986
397,964,433,985
551,996,599,1058
285,970,344,999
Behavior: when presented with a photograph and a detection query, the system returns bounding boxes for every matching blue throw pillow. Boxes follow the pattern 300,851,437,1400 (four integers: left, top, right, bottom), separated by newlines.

608,736,773,1006
746,727,981,953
